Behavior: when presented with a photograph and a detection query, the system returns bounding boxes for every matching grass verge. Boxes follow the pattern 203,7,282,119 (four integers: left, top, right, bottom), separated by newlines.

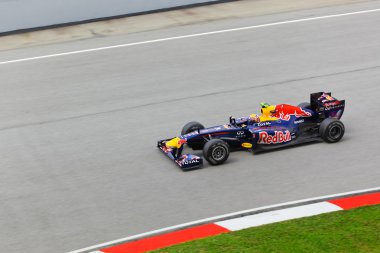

153,204,380,253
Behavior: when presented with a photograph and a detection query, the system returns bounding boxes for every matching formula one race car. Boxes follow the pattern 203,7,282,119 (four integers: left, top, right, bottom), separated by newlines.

157,92,345,170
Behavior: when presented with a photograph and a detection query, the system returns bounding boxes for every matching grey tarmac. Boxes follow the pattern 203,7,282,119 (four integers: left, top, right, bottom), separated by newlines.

1,1,380,253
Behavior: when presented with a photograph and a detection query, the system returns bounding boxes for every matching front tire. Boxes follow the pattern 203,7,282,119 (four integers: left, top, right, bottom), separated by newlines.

181,121,205,135
319,118,345,143
203,139,229,166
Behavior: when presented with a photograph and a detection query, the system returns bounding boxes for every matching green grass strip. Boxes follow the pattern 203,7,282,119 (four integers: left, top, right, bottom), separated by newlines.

154,205,380,253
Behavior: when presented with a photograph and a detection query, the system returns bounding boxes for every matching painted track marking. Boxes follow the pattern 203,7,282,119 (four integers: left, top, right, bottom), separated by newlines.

99,224,229,253
68,187,380,253
329,192,380,210
215,202,342,231
94,192,380,253
2,8,380,65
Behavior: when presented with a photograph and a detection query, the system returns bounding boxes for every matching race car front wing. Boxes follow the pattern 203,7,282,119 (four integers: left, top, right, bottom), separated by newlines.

157,138,203,170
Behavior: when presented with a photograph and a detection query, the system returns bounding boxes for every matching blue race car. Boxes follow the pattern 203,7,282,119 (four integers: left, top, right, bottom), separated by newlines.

157,92,345,170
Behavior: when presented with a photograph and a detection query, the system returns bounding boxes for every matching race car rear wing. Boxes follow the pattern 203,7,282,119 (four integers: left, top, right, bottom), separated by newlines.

311,92,345,119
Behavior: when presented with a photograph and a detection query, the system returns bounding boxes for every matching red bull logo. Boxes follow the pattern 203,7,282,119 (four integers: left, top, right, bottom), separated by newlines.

318,93,336,103
258,130,291,144
274,104,312,121
166,137,186,149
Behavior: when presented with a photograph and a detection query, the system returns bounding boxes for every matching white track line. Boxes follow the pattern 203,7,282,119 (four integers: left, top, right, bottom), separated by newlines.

216,202,342,231
2,8,380,66
67,187,380,253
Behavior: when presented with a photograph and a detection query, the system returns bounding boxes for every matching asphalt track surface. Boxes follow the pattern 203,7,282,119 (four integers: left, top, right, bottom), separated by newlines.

1,2,380,253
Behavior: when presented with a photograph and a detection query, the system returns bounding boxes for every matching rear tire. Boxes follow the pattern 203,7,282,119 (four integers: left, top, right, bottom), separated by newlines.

319,118,345,143
297,102,311,109
203,139,229,166
181,121,205,135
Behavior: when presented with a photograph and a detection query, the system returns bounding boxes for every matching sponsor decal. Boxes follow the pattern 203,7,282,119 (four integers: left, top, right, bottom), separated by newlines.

161,146,173,153
236,131,245,137
325,104,344,111
182,131,198,138
241,142,253,148
165,137,184,149
257,122,271,127
324,101,340,106
181,159,199,165
258,130,291,144
294,119,304,124
274,104,312,121
318,94,336,103
177,155,200,166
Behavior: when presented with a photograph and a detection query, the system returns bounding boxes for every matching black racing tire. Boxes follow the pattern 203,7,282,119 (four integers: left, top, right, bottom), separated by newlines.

181,121,205,135
319,118,345,143
297,102,311,109
203,139,229,166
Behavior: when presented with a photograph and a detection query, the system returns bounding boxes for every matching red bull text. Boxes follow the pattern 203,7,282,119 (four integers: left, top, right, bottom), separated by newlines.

258,130,291,144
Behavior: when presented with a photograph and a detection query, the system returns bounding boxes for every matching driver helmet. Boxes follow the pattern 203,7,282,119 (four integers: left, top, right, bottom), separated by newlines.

260,102,276,117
